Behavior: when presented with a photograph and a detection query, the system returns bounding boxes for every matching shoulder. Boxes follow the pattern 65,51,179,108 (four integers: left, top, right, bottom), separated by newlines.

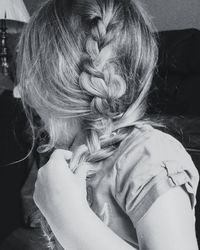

114,124,199,226
116,124,195,174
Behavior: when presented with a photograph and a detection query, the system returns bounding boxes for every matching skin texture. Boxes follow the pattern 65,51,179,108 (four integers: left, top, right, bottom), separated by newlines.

33,147,199,250
137,187,199,250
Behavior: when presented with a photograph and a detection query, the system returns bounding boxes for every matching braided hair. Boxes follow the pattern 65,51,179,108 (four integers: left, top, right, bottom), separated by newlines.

18,0,157,162
17,0,158,248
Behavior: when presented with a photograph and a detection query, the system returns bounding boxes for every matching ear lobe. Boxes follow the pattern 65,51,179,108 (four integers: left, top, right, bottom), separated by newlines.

13,85,21,99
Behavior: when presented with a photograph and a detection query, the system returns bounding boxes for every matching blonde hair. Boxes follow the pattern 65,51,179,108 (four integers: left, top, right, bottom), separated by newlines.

17,0,158,247
18,0,158,160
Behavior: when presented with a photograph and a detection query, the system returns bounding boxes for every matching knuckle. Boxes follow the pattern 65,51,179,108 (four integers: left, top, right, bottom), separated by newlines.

33,191,38,205
51,149,72,160
37,167,42,174
37,167,44,178
51,150,59,158
50,150,63,160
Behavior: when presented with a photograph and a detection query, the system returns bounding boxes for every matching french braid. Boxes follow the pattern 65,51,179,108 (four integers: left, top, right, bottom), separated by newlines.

17,0,158,248
74,2,130,167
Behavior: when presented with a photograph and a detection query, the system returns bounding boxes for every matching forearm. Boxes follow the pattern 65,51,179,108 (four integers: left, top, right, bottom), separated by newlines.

48,207,134,250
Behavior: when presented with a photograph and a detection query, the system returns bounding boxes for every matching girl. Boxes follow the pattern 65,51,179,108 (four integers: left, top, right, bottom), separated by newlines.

17,0,199,249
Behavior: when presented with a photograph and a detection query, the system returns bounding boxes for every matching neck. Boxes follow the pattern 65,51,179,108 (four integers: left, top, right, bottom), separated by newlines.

70,130,86,152
54,129,86,152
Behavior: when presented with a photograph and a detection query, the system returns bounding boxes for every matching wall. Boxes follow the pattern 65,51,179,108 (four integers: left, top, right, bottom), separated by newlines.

142,0,200,31
23,0,46,15
23,0,200,31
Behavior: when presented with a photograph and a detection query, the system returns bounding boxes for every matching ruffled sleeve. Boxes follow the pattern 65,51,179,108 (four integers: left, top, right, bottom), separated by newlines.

115,126,199,227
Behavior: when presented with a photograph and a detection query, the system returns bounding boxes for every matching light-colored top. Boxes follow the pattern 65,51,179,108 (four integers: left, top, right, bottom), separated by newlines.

86,124,199,249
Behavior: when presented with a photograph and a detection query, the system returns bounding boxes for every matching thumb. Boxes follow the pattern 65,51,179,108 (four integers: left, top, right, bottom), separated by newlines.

75,162,91,180
69,145,88,172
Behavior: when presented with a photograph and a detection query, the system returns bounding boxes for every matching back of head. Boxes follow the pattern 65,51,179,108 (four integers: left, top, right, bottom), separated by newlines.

17,0,158,161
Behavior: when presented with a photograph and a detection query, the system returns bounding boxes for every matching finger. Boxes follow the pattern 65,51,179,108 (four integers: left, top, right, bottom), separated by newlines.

69,145,88,172
75,162,91,180
13,85,21,99
50,149,73,161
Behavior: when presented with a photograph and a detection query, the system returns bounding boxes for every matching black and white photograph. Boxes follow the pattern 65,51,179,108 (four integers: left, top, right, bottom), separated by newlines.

0,0,199,249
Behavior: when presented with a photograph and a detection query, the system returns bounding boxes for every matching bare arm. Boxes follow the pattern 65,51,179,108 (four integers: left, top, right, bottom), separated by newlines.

34,150,198,250
49,187,198,250
50,207,134,250
136,187,198,250
34,149,134,250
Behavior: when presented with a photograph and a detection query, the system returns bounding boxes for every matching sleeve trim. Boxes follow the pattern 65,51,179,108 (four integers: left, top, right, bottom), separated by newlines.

128,172,195,227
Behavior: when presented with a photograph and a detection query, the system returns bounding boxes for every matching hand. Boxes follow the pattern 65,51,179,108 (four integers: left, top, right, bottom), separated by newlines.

33,150,135,250
33,148,90,228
